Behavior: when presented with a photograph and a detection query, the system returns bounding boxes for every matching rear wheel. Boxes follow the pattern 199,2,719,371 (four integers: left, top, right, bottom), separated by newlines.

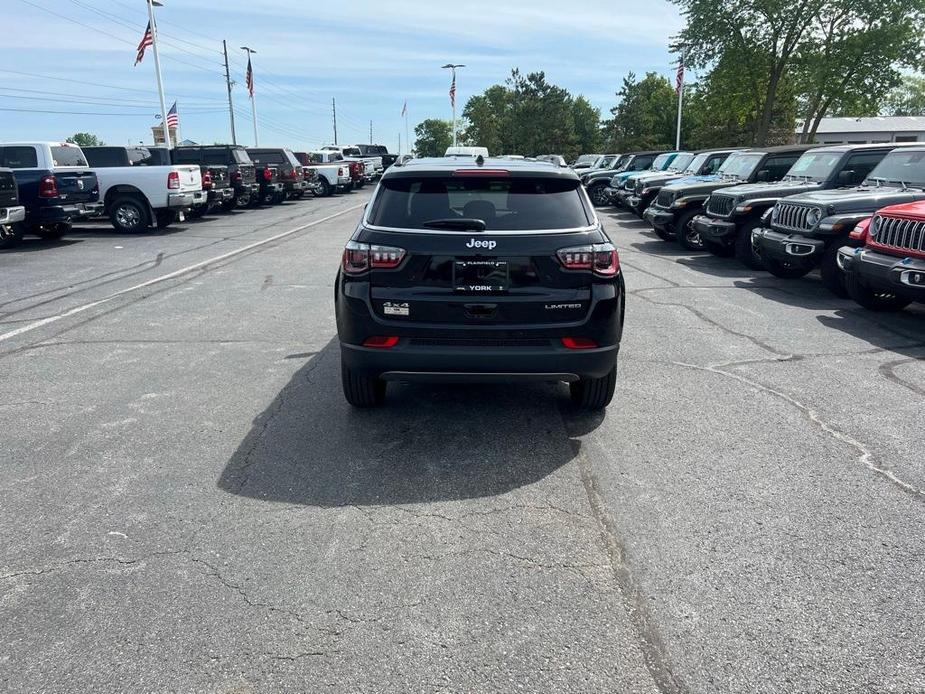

588,183,609,207
110,196,149,233
763,256,811,279
33,222,70,240
676,209,704,251
846,271,912,312
316,178,332,197
570,365,617,410
341,363,386,407
0,222,24,249
820,243,848,298
653,225,674,241
355,180,365,189
734,220,764,270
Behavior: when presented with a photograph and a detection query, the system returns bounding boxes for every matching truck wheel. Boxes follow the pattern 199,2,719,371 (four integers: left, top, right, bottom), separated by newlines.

0,222,24,249
653,225,674,241
570,364,618,410
676,209,704,251
355,180,365,189
316,178,332,197
234,195,250,209
820,244,849,298
33,222,71,240
155,210,176,229
763,257,811,279
588,183,609,207
110,196,149,233
341,363,386,407
734,221,765,270
846,271,912,312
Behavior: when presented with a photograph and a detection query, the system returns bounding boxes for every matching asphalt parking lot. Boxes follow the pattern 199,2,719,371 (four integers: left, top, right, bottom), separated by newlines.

2,194,924,693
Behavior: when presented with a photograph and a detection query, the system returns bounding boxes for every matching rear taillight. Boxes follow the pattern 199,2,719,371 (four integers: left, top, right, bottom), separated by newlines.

167,171,180,190
363,336,400,348
202,171,213,189
341,240,406,275
262,167,272,181
561,337,598,350
38,175,58,198
557,243,620,277
231,170,243,183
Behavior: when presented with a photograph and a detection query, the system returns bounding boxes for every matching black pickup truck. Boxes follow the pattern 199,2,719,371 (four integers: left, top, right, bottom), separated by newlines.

189,164,232,218
645,145,814,250
173,145,258,210
752,145,925,296
352,144,399,170
0,167,26,249
693,144,893,268
247,148,300,204
0,142,102,241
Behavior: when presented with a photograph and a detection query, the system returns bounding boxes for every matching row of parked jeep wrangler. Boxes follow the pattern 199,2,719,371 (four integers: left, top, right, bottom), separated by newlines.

0,142,398,250
578,144,925,313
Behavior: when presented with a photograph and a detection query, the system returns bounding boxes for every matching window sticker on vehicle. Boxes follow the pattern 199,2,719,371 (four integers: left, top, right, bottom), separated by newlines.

383,302,410,316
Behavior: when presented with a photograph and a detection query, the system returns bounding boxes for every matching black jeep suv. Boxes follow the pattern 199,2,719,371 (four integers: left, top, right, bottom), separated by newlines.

335,158,625,410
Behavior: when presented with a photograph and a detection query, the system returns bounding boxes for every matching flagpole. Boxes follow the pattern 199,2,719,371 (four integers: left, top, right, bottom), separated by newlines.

146,0,171,149
175,101,182,144
241,47,258,147
442,64,465,149
675,52,684,151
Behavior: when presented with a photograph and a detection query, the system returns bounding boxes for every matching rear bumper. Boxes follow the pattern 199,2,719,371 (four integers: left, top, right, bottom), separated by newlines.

752,227,825,267
838,246,925,301
168,192,197,209
644,206,675,230
0,206,26,225
693,215,737,243
31,201,103,223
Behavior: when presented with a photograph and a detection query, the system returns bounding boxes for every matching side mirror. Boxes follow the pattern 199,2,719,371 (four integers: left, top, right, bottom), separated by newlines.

755,169,771,182
837,170,855,185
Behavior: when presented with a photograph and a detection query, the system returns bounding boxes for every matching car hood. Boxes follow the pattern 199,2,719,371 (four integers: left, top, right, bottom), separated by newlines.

662,174,740,196
633,170,688,188
781,185,925,213
713,179,825,201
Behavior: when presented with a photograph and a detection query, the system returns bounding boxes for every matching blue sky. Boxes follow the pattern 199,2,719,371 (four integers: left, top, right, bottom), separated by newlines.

2,0,684,153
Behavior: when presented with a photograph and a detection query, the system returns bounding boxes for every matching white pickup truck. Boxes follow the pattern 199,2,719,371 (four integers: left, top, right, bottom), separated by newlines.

81,146,204,232
294,152,352,197
326,145,382,178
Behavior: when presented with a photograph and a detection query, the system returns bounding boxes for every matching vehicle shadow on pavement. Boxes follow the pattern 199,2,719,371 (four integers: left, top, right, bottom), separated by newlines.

0,238,83,253
218,339,590,507
816,306,925,353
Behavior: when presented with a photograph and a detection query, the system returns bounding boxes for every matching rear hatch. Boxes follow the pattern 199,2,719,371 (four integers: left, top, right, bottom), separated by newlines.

206,165,230,190
174,165,201,193
0,170,18,207
360,170,607,326
50,144,98,203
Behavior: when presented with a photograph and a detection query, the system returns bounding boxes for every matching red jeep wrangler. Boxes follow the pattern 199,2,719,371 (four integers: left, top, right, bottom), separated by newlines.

838,201,925,311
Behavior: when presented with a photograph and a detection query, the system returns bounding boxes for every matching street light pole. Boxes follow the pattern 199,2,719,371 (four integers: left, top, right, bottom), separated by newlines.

241,46,258,146
146,0,171,149
441,64,465,148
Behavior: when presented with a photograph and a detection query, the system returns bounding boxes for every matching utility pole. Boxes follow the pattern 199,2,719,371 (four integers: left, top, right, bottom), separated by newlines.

675,50,685,150
222,40,237,145
146,0,171,149
332,97,338,145
441,64,466,148
241,46,258,146
369,120,373,144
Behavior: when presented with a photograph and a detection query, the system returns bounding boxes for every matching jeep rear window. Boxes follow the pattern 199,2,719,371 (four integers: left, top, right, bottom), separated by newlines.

369,176,593,231
786,151,842,181
866,151,925,186
51,146,88,167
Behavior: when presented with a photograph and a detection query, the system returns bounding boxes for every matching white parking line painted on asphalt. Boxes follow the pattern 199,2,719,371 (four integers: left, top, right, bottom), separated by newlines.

0,203,366,345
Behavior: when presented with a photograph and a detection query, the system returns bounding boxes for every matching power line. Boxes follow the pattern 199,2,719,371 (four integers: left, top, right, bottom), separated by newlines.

0,106,166,117
0,69,225,102
0,88,222,109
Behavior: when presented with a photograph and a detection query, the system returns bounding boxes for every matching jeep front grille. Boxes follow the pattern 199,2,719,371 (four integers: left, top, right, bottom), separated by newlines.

775,203,816,232
875,215,925,253
656,190,674,209
706,193,735,217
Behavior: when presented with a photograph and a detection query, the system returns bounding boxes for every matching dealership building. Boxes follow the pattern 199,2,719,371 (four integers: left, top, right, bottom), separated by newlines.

798,116,925,144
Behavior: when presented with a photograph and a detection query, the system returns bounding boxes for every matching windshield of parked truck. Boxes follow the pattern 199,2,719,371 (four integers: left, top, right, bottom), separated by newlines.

576,154,599,165
785,151,843,181
668,153,694,171
651,154,672,170
369,176,592,230
718,152,763,180
865,150,925,186
684,153,709,174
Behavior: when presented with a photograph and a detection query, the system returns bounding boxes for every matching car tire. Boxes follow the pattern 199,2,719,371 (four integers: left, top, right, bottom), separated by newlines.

734,220,765,270
570,364,617,410
110,196,149,233
355,180,365,190
316,178,332,197
588,183,609,207
763,256,811,279
0,222,24,249
33,222,71,240
155,210,176,229
820,243,848,298
845,271,912,312
676,209,705,251
653,225,674,241
341,362,386,407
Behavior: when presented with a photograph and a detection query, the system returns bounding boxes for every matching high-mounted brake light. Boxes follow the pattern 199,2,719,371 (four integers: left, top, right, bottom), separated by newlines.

557,243,620,277
453,169,510,177
341,240,406,275
167,171,180,190
561,337,598,350
38,175,58,198
363,336,400,348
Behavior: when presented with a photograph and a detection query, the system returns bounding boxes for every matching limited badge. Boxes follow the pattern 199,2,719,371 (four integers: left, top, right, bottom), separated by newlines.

383,302,410,317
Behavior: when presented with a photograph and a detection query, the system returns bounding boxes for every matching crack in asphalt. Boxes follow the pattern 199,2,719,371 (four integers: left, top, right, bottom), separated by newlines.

878,357,925,398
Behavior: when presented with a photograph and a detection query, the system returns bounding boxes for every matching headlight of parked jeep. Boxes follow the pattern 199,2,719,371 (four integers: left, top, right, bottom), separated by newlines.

806,207,822,227
771,205,780,222
671,197,688,209
868,215,879,238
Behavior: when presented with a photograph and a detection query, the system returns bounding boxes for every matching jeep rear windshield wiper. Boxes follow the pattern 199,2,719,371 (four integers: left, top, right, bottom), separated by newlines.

421,218,487,232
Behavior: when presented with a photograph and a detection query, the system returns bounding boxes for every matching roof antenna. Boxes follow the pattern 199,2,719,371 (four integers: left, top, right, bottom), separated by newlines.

475,154,485,166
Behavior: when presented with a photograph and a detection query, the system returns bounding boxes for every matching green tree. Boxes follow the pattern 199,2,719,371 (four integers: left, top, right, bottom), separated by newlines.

413,119,453,157
67,132,105,147
462,85,511,155
571,96,603,156
603,72,677,151
883,75,925,116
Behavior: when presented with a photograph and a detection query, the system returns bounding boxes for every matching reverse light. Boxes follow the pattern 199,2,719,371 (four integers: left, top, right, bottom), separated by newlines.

363,336,400,348
557,243,620,277
167,171,180,190
341,240,406,274
38,175,58,198
561,337,598,350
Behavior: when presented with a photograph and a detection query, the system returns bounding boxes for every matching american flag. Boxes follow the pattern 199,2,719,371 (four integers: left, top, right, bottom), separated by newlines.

675,54,685,95
134,20,153,66
449,74,456,109
166,102,179,129
245,55,254,97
